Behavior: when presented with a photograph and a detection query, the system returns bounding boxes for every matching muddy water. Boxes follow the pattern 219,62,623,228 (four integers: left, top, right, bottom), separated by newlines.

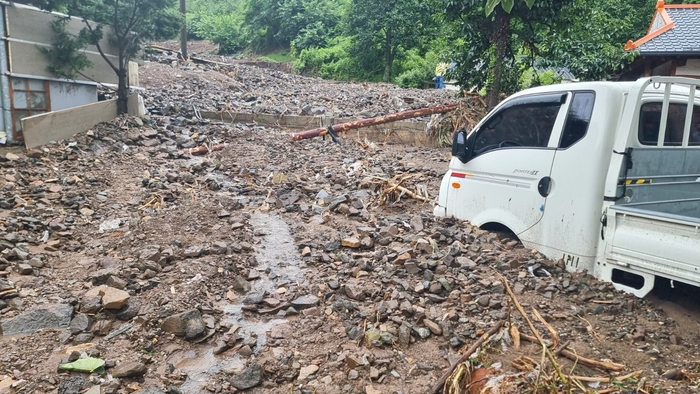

176,211,306,391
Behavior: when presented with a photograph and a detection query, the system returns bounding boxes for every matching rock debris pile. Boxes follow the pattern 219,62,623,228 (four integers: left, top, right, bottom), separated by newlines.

0,51,697,394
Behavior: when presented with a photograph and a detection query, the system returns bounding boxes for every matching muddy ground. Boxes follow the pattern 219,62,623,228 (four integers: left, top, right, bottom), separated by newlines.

1,42,700,394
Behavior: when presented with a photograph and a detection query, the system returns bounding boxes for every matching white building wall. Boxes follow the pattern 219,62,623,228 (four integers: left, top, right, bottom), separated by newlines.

49,81,97,112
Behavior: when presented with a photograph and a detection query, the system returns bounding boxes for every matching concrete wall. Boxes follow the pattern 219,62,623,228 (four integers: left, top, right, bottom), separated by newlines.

49,82,98,112
22,94,144,149
5,4,120,84
677,59,700,77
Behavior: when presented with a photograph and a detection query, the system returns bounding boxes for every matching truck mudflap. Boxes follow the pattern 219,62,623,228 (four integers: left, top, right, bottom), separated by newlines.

600,205,700,297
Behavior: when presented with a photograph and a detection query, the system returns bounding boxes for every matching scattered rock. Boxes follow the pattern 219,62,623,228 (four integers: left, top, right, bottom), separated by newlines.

231,364,263,390
160,309,206,338
0,304,73,335
111,361,147,378
297,364,319,381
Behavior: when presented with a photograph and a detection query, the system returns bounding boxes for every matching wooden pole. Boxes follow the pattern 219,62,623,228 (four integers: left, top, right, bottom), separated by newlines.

290,104,459,141
180,0,188,59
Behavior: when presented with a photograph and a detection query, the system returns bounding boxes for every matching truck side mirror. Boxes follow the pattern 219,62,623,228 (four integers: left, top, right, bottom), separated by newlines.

452,129,470,163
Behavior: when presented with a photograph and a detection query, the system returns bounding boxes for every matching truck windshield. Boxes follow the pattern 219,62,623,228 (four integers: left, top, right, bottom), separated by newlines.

473,102,562,156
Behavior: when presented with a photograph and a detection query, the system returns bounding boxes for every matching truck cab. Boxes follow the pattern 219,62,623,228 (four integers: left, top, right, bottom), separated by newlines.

435,77,700,297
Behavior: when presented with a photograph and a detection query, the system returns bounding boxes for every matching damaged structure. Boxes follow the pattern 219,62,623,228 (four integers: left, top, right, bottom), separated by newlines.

0,1,139,144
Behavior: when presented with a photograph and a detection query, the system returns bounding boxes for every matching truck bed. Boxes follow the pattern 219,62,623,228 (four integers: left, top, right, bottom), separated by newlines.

603,203,700,297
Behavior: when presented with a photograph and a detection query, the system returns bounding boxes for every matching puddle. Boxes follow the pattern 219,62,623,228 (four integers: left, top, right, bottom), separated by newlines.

177,211,306,391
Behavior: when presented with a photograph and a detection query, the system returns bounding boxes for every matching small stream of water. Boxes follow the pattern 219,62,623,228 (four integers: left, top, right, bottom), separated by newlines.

176,211,306,391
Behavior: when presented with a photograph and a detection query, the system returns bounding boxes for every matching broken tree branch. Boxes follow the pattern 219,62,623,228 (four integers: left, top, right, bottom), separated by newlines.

519,333,626,372
569,370,643,383
291,104,459,141
430,320,505,394
497,273,568,385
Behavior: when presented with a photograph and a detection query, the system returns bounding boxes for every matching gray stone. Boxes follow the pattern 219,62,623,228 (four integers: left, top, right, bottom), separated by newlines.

1,304,73,335
161,309,205,339
242,291,264,304
298,364,319,381
399,324,411,346
15,263,33,275
69,314,93,334
270,323,292,339
116,300,141,321
106,276,128,290
231,275,251,294
74,333,94,344
238,345,253,357
411,216,424,232
291,295,319,310
57,376,88,394
345,284,365,301
184,245,203,258
80,296,102,314
111,361,147,378
27,258,44,268
476,295,490,307
424,319,443,335
405,261,421,275
134,388,166,394
231,364,263,390
417,328,431,339
92,268,120,285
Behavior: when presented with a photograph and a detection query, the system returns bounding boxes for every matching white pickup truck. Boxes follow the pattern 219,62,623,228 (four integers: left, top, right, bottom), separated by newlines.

435,76,700,297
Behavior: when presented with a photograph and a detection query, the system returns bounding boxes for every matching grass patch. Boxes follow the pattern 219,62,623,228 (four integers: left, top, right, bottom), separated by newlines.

263,52,294,62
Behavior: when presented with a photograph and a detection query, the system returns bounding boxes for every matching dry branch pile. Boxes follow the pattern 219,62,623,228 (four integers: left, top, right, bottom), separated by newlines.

426,93,488,147
360,173,431,207
431,273,659,394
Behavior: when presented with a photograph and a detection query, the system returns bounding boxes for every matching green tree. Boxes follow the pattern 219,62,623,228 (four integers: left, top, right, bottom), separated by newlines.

243,0,347,52
39,0,181,114
348,0,435,82
443,0,571,108
187,0,247,54
539,0,653,81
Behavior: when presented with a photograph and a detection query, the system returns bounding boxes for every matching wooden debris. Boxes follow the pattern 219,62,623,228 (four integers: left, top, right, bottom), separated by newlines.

426,94,487,147
497,273,568,384
519,333,626,372
291,104,459,141
362,173,431,206
183,143,227,156
430,320,505,394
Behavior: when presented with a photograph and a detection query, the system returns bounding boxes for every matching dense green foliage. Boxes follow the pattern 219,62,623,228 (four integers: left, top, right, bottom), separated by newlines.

183,0,663,100
36,0,683,107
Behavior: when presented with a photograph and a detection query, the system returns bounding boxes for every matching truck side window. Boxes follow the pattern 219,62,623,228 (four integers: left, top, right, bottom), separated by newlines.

559,92,595,148
472,101,562,156
638,102,697,146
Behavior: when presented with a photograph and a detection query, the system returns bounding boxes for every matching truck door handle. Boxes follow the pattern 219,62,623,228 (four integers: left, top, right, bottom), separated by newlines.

538,177,552,197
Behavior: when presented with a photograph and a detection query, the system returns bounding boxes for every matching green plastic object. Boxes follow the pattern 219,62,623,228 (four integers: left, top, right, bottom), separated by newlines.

58,357,106,374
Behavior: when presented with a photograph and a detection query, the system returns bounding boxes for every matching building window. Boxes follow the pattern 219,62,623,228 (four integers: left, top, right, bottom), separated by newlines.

10,77,51,133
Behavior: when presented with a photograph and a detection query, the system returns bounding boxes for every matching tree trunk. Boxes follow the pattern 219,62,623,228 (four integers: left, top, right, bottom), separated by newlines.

180,0,188,58
383,30,394,82
487,9,510,109
117,68,129,115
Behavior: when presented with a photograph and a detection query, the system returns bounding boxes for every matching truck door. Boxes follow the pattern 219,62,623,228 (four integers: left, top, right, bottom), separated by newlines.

444,93,568,235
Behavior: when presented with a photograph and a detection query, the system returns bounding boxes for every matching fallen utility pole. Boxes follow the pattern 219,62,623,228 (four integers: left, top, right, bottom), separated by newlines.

291,104,459,141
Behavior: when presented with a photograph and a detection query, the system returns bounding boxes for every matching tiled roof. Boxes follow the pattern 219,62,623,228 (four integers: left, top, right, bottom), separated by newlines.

626,2,700,55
